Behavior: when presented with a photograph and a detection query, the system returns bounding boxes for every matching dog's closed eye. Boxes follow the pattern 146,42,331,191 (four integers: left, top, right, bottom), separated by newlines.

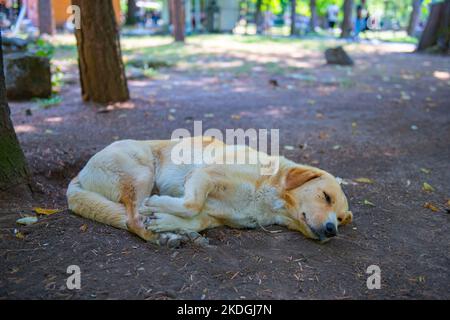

323,191,332,204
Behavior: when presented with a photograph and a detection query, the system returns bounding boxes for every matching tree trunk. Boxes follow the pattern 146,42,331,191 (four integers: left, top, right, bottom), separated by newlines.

255,0,263,34
170,0,185,42
341,0,353,38
290,0,296,36
72,0,129,104
38,0,55,35
0,33,30,190
417,0,450,52
126,0,139,26
407,0,422,36
309,0,318,32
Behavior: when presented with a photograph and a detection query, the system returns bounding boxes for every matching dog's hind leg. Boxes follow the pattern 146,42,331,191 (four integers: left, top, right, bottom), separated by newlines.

120,174,159,242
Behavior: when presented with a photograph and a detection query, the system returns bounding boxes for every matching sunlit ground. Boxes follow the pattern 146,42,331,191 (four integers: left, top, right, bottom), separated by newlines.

50,32,416,81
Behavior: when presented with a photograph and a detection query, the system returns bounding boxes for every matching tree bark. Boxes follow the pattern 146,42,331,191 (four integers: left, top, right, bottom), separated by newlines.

290,0,296,36
170,0,185,42
0,32,30,190
126,0,139,26
417,0,450,52
407,0,422,36
72,0,129,103
38,0,55,35
309,0,318,32
341,0,354,38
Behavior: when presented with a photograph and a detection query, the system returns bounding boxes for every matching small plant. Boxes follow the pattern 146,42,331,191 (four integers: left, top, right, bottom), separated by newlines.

51,65,64,93
33,95,62,109
31,38,55,58
142,67,158,78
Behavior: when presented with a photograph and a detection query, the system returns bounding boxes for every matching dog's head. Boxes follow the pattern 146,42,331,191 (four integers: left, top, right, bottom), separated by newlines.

280,166,352,242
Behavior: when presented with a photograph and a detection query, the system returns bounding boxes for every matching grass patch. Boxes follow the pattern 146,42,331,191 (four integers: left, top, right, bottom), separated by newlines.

33,95,62,109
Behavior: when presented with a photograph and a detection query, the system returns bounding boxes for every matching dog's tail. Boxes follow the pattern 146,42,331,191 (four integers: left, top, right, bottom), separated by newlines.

67,176,128,230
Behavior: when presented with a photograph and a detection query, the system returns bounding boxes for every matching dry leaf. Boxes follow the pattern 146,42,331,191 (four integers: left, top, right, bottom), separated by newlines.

354,177,374,184
422,183,434,192
168,114,176,121
318,132,329,140
231,114,241,120
80,224,88,232
363,199,375,207
15,232,25,240
424,202,439,212
34,208,61,215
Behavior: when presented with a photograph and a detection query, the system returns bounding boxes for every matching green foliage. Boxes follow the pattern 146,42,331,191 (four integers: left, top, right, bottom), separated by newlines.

33,95,62,109
31,38,55,58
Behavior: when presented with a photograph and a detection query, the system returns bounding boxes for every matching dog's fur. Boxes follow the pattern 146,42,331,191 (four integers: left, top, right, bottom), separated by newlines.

67,137,352,245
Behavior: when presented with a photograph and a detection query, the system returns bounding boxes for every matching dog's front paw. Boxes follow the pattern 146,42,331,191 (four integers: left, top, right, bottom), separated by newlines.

141,195,166,214
144,212,179,233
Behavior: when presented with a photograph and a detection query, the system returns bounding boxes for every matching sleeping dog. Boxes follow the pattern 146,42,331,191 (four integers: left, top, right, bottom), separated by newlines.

67,137,352,246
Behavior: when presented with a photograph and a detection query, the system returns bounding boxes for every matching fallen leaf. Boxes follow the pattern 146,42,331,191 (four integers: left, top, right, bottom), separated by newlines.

80,224,88,232
354,177,374,184
363,199,376,207
420,168,431,174
15,231,25,240
168,114,176,121
231,114,241,120
424,202,439,212
34,208,61,215
16,216,38,226
422,182,434,192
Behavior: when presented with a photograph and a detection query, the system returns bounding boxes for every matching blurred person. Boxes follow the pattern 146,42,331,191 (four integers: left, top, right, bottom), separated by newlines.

327,2,339,30
354,0,367,39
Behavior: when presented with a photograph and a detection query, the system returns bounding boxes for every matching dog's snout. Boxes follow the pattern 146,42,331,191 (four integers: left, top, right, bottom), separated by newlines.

324,222,337,237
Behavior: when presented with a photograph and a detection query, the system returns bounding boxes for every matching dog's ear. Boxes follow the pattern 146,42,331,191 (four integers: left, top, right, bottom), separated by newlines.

285,167,322,191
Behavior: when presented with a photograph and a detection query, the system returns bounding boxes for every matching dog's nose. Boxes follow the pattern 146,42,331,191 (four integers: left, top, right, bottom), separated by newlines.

324,222,337,237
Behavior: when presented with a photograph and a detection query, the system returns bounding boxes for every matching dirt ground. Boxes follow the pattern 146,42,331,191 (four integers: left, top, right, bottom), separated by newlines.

1,36,449,299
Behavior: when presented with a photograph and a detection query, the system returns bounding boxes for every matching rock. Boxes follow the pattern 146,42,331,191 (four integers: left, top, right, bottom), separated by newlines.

4,52,52,100
2,37,29,54
325,46,354,66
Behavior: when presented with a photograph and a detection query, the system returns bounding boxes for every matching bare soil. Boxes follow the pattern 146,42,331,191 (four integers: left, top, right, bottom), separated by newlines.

1,38,449,299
